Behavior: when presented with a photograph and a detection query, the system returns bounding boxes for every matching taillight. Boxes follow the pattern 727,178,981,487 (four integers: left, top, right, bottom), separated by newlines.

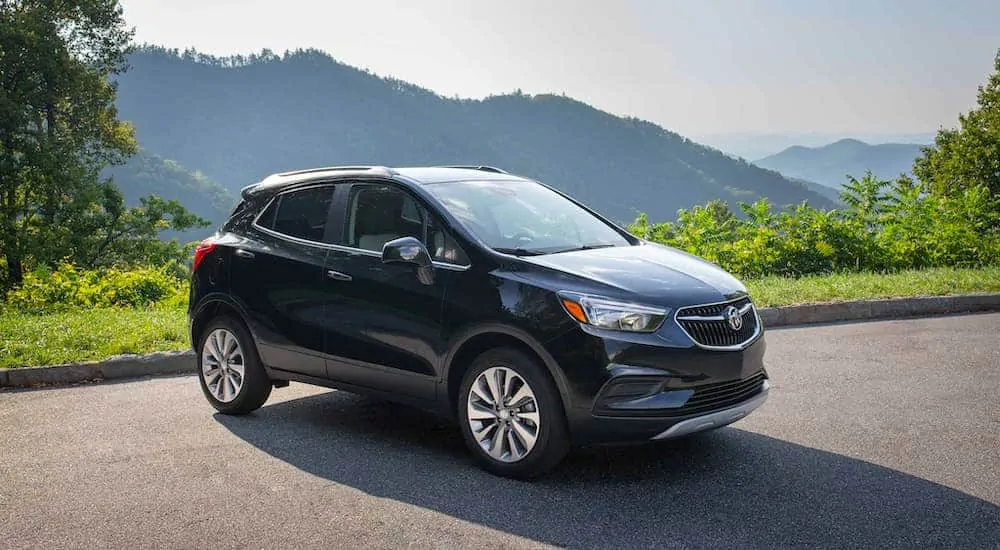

192,239,217,272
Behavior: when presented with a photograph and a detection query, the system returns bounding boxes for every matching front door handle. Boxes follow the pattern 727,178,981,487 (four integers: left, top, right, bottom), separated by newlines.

234,249,255,259
327,270,352,282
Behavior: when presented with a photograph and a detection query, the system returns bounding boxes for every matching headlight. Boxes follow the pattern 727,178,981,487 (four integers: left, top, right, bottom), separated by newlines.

557,292,669,333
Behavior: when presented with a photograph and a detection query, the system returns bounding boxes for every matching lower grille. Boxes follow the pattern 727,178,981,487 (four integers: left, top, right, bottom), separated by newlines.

676,296,759,349
671,371,767,417
593,370,768,417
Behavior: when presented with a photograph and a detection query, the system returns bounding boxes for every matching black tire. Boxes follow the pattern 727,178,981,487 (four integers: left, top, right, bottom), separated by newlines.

196,315,272,415
456,347,570,479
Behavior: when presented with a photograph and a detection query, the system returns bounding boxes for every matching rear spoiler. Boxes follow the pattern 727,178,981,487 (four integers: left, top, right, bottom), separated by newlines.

239,183,261,200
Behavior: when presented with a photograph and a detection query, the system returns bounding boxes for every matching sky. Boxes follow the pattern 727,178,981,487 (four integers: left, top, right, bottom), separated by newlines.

118,0,999,155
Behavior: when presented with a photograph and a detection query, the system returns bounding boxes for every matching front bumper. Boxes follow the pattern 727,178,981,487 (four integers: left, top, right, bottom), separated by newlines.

650,379,770,440
542,293,771,446
549,324,770,445
564,372,770,445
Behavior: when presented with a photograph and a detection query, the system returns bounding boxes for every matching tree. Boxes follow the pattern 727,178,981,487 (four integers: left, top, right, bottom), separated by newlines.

913,49,1000,201
840,171,892,225
0,1,205,288
75,193,210,271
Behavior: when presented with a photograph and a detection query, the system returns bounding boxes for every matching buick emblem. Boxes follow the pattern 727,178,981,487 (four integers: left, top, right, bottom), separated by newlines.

724,305,743,331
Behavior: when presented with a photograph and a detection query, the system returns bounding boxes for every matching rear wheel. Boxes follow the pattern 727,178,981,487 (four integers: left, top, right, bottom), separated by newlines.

196,316,272,415
457,347,570,479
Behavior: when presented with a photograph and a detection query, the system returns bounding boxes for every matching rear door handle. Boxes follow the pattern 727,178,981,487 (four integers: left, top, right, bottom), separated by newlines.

327,270,352,281
234,249,255,259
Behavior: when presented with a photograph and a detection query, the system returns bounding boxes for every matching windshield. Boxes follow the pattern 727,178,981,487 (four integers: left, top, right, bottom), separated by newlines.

422,179,632,255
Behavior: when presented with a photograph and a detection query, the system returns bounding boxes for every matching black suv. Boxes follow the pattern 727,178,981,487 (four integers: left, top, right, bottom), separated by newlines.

188,165,770,478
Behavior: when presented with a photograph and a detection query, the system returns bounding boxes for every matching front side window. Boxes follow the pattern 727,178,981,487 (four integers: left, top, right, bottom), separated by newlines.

345,184,469,265
255,185,336,242
421,179,631,255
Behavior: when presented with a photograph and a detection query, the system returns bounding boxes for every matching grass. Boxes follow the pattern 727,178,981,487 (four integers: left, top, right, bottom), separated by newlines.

1,266,998,368
0,306,189,369
745,266,1000,307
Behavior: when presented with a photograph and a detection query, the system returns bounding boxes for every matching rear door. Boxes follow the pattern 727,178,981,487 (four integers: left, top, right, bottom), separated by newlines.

321,182,472,401
228,183,343,379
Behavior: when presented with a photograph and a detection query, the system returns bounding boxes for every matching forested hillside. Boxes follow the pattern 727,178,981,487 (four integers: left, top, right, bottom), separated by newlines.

754,138,926,190
111,46,836,223
791,177,844,204
105,150,236,237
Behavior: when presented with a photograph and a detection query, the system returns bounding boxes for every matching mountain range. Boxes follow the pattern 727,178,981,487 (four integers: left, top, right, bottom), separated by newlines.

695,132,936,161
753,138,929,190
106,46,836,236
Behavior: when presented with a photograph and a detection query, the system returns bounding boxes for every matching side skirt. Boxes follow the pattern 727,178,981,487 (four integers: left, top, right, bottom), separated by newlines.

264,366,452,419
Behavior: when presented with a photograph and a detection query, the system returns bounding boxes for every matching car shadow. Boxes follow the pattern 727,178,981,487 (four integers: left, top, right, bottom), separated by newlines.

215,389,999,549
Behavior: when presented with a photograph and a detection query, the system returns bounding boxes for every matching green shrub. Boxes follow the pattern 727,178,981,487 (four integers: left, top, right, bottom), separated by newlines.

5,263,187,313
630,173,1000,279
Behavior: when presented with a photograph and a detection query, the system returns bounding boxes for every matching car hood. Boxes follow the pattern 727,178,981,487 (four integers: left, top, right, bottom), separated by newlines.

517,242,749,309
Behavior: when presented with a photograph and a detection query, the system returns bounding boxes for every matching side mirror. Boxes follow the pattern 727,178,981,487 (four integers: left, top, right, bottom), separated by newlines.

382,236,435,285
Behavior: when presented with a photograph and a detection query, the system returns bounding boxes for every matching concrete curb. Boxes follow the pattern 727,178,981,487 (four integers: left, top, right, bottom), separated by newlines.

2,350,195,389
757,292,1000,328
2,293,999,389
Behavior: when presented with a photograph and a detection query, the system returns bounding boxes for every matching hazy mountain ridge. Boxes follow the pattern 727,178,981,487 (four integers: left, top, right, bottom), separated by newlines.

753,138,928,190
696,133,936,161
110,46,836,224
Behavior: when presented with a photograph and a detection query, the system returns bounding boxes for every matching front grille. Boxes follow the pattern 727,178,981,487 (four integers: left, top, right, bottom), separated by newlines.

676,296,759,349
671,370,767,417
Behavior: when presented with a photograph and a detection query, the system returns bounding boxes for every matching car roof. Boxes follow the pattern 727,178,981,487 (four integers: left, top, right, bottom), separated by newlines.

392,166,523,184
240,165,525,198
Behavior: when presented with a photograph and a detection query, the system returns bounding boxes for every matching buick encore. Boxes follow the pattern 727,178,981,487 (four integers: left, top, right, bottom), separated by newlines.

188,165,770,478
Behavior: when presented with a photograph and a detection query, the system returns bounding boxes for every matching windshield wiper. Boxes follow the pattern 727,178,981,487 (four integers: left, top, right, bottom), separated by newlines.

550,243,618,254
493,247,548,256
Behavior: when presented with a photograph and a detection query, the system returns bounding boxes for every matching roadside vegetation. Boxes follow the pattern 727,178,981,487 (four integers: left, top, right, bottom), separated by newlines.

0,306,188,369
0,2,998,368
2,265,997,368
628,171,999,279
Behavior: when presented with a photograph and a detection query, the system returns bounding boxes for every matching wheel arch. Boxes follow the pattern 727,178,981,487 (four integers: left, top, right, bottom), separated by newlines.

189,293,256,350
442,324,573,418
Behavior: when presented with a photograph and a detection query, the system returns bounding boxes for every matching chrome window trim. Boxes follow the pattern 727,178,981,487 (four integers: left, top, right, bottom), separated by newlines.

250,189,471,272
673,295,761,351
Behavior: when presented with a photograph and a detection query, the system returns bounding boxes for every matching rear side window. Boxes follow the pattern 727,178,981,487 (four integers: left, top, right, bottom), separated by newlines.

254,186,336,243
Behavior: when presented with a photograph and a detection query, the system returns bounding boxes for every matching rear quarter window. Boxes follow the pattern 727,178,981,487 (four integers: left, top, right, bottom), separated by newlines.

254,197,279,229
221,198,258,231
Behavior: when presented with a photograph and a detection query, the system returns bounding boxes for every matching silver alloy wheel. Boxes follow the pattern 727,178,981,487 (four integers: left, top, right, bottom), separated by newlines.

466,366,541,463
201,328,246,403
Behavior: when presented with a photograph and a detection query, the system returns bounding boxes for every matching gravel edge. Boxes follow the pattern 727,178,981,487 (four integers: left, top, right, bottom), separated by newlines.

3,293,999,388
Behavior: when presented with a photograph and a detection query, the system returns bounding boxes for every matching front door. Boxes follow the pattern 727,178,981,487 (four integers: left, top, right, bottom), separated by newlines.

321,182,471,401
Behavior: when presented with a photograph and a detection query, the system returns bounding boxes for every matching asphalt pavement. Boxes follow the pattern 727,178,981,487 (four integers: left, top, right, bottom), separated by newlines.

1,313,998,549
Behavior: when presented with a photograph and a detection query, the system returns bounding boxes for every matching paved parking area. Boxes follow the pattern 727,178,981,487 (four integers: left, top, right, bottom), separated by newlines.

1,313,998,549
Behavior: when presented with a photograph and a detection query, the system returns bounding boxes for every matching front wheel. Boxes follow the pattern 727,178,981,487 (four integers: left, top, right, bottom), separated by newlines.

196,315,272,415
457,347,570,479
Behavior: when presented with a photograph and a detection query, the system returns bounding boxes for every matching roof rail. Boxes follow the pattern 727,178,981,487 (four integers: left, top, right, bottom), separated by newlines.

439,165,508,174
276,165,394,177
241,165,395,199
